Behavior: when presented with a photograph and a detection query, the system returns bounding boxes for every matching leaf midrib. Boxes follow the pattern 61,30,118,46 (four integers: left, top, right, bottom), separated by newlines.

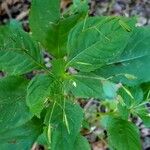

66,20,127,69
107,53,149,66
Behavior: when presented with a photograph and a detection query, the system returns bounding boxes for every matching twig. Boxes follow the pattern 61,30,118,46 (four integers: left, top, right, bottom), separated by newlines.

16,10,29,21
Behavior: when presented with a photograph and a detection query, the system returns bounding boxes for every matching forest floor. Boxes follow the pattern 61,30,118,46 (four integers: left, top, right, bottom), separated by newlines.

0,0,150,150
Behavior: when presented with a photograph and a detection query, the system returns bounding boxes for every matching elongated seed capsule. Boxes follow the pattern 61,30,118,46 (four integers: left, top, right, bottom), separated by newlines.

119,20,132,32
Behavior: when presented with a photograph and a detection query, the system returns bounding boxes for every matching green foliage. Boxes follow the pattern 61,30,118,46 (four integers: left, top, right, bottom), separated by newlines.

0,0,150,150
64,73,118,99
71,0,89,14
44,102,83,150
0,118,42,150
26,74,55,117
0,76,32,133
94,26,150,85
74,134,91,150
29,0,87,58
0,21,43,75
29,0,60,57
66,16,134,72
101,116,141,150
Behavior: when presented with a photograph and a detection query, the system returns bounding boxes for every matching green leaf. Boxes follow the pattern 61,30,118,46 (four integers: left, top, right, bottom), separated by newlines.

26,74,56,117
0,76,32,133
45,102,83,150
36,129,48,148
29,0,61,56
64,73,118,100
30,0,87,58
73,134,91,150
117,103,129,120
102,80,119,100
0,21,43,75
66,16,133,72
0,118,42,150
101,117,141,150
71,0,89,14
36,130,90,150
141,81,150,94
139,115,150,128
45,14,86,57
118,86,144,107
94,26,150,85
133,104,150,128
51,59,66,77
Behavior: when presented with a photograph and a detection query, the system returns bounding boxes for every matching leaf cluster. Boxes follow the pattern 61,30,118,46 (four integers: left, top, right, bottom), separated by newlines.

0,0,150,150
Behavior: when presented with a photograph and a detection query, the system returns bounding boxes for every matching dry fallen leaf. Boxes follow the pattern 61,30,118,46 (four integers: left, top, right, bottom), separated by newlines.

61,0,71,10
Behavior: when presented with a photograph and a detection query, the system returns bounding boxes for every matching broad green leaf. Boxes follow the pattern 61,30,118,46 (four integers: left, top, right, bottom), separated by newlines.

117,103,129,120
51,59,66,77
66,16,133,72
71,0,89,14
45,102,83,150
37,126,90,150
36,127,90,150
0,21,43,75
26,74,57,117
36,130,48,148
139,115,150,128
118,86,144,107
44,14,86,57
101,117,141,150
0,76,32,133
94,26,150,85
29,0,61,56
64,73,118,100
102,80,119,99
29,0,60,39
30,0,87,57
0,118,42,150
73,134,91,150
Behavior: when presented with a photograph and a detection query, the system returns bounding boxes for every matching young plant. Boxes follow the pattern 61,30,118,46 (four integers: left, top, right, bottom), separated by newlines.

0,0,150,150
